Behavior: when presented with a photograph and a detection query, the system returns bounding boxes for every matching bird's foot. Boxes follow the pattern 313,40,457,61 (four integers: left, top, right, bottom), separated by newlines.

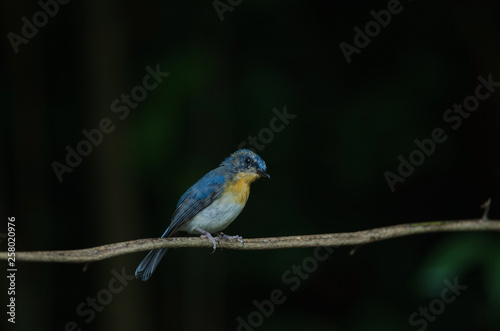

217,232,244,247
195,227,218,253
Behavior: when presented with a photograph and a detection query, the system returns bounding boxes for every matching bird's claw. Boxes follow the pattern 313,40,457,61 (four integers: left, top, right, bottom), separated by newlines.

195,227,245,251
218,232,244,247
196,227,217,253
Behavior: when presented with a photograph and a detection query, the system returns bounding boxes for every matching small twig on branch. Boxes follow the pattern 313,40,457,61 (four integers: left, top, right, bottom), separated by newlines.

481,198,492,221
1,219,499,264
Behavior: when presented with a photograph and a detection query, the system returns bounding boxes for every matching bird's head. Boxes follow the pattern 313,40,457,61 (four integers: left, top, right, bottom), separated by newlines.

221,149,270,179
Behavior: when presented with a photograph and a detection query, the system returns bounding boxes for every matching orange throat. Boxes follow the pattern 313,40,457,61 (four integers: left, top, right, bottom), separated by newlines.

230,172,260,204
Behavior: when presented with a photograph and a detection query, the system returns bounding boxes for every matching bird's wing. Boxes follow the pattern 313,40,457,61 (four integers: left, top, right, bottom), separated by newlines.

161,168,227,238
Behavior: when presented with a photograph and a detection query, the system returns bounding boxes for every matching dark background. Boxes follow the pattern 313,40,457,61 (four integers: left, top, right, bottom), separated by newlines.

2,0,500,330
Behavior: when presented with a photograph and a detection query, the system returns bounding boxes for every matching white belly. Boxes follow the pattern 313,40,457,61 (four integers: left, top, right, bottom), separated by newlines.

179,194,246,234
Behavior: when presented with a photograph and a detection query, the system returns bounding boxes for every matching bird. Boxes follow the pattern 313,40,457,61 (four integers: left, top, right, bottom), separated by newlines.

135,149,270,281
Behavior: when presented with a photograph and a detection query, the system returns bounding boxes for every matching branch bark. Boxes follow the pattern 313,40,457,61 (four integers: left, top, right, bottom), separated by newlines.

2,219,499,263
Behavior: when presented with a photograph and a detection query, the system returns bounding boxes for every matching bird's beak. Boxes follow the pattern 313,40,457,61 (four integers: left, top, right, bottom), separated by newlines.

257,170,270,179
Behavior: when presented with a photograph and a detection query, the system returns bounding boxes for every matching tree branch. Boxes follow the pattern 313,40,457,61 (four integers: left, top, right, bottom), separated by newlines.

2,219,499,263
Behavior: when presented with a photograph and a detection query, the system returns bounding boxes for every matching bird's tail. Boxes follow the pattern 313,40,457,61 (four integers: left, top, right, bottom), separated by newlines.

135,248,168,281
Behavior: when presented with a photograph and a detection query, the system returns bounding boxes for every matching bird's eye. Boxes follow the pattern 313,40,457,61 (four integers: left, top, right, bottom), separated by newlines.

244,157,252,165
